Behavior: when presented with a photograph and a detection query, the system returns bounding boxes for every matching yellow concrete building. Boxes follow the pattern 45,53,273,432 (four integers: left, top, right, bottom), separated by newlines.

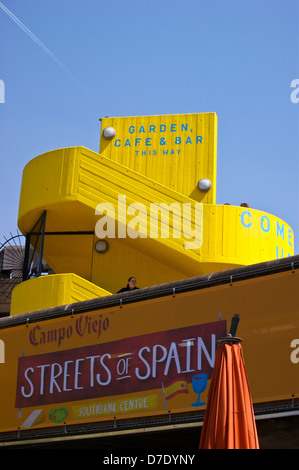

10,113,294,315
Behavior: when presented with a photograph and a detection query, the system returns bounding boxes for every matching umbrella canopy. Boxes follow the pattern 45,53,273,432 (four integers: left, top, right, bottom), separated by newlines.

199,337,259,449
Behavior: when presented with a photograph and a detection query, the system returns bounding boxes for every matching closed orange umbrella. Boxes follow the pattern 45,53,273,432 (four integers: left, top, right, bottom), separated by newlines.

199,336,259,449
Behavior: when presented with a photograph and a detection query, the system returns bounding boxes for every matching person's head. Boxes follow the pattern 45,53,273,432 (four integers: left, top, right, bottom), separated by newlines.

127,277,137,289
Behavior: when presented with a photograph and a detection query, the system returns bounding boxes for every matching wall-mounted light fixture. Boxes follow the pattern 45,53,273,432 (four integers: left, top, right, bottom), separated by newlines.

95,239,109,253
197,178,212,192
102,127,116,139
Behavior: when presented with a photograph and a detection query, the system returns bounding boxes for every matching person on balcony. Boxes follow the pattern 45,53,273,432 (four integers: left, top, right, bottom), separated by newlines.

117,277,139,293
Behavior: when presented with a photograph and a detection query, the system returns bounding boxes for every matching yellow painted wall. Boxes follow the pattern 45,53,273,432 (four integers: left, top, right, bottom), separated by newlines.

99,113,217,204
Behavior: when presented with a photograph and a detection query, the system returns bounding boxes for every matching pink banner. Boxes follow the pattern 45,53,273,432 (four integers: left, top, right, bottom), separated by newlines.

15,320,226,408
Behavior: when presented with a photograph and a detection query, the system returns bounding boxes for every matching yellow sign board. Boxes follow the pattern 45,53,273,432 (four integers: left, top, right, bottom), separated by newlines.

99,113,217,204
0,265,298,436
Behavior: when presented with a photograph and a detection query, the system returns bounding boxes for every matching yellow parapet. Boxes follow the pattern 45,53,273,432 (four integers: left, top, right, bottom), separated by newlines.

10,273,111,316
16,146,294,300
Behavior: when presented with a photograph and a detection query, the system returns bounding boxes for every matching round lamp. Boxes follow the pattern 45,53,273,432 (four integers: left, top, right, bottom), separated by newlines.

95,239,109,253
102,127,116,139
198,178,212,192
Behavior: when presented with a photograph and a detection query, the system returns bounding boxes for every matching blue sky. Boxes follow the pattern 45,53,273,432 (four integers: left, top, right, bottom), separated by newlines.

0,0,298,254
